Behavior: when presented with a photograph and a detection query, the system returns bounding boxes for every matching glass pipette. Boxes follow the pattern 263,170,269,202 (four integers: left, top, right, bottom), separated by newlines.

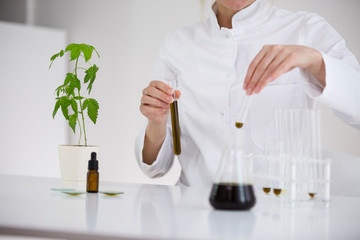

235,93,253,128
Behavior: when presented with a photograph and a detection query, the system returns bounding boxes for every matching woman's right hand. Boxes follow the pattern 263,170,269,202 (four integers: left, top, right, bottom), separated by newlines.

140,80,181,124
140,80,181,164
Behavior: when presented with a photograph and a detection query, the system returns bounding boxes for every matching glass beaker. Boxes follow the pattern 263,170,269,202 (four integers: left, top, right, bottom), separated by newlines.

209,130,256,210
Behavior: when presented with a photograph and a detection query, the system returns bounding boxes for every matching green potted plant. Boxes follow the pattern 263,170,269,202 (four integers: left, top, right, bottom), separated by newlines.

49,43,100,185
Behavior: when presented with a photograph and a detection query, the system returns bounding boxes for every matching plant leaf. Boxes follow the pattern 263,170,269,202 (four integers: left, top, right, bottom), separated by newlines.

84,64,99,93
52,100,61,118
64,73,73,85
65,43,77,51
70,48,81,61
74,96,84,101
60,104,69,120
82,99,89,111
59,97,70,120
49,50,65,69
80,44,92,62
92,46,100,58
50,53,60,62
66,80,75,96
65,43,81,61
55,85,64,97
73,75,81,90
70,99,78,114
64,73,80,96
86,98,99,124
69,113,78,133
84,64,98,83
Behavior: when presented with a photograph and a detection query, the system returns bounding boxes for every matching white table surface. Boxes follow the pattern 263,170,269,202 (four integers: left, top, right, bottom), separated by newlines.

0,174,359,240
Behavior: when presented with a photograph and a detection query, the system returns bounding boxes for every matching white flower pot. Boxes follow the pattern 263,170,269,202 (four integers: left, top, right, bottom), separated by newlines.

58,145,100,185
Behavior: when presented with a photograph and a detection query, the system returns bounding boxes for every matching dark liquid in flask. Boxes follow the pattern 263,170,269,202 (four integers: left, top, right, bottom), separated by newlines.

170,100,181,155
209,183,256,210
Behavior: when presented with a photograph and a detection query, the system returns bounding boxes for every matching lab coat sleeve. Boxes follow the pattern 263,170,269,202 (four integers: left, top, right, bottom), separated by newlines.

134,122,175,178
134,33,178,178
301,13,360,129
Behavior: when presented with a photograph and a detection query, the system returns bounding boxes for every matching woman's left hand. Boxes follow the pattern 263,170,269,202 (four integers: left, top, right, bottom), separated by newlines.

243,45,326,95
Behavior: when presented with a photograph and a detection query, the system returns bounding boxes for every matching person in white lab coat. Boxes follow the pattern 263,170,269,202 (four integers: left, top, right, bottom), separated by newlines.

135,0,360,187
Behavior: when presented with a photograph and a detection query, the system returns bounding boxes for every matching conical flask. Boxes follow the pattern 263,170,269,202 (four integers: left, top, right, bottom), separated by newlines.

209,130,256,210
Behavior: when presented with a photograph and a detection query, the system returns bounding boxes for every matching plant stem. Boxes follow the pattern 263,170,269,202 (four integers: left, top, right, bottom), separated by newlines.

77,118,82,145
74,57,87,146
75,67,87,71
78,91,87,146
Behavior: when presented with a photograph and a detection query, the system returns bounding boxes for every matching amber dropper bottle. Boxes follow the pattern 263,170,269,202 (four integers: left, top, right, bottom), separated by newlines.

87,152,99,193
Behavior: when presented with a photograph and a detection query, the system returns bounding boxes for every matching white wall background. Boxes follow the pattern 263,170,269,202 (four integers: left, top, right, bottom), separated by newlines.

0,21,67,177
0,0,359,185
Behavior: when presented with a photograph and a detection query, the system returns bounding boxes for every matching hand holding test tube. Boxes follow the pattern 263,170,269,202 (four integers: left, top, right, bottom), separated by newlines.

235,92,253,128
168,80,181,155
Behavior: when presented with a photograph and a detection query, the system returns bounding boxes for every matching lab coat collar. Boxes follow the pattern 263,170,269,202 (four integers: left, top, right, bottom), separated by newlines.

209,0,271,31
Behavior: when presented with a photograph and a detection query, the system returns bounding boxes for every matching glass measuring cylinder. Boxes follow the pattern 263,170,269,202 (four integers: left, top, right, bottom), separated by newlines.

168,80,181,155
209,130,256,210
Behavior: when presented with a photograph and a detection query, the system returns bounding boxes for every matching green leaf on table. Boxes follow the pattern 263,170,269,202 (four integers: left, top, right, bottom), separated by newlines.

86,98,99,124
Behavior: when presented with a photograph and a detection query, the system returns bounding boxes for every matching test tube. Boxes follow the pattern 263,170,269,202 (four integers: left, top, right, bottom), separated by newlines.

263,140,274,195
309,110,322,199
168,80,181,155
235,93,253,128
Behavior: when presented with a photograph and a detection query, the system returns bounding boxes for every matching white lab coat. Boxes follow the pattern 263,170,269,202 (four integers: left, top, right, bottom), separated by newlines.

135,0,360,187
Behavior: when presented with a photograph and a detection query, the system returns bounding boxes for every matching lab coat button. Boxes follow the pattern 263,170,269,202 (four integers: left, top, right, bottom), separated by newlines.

220,111,224,116
226,73,231,78
225,34,230,39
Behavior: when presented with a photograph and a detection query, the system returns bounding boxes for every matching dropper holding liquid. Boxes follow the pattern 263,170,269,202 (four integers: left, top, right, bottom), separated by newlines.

235,92,253,129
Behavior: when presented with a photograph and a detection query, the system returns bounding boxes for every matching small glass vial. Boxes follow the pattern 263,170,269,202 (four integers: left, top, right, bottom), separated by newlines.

87,152,99,193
